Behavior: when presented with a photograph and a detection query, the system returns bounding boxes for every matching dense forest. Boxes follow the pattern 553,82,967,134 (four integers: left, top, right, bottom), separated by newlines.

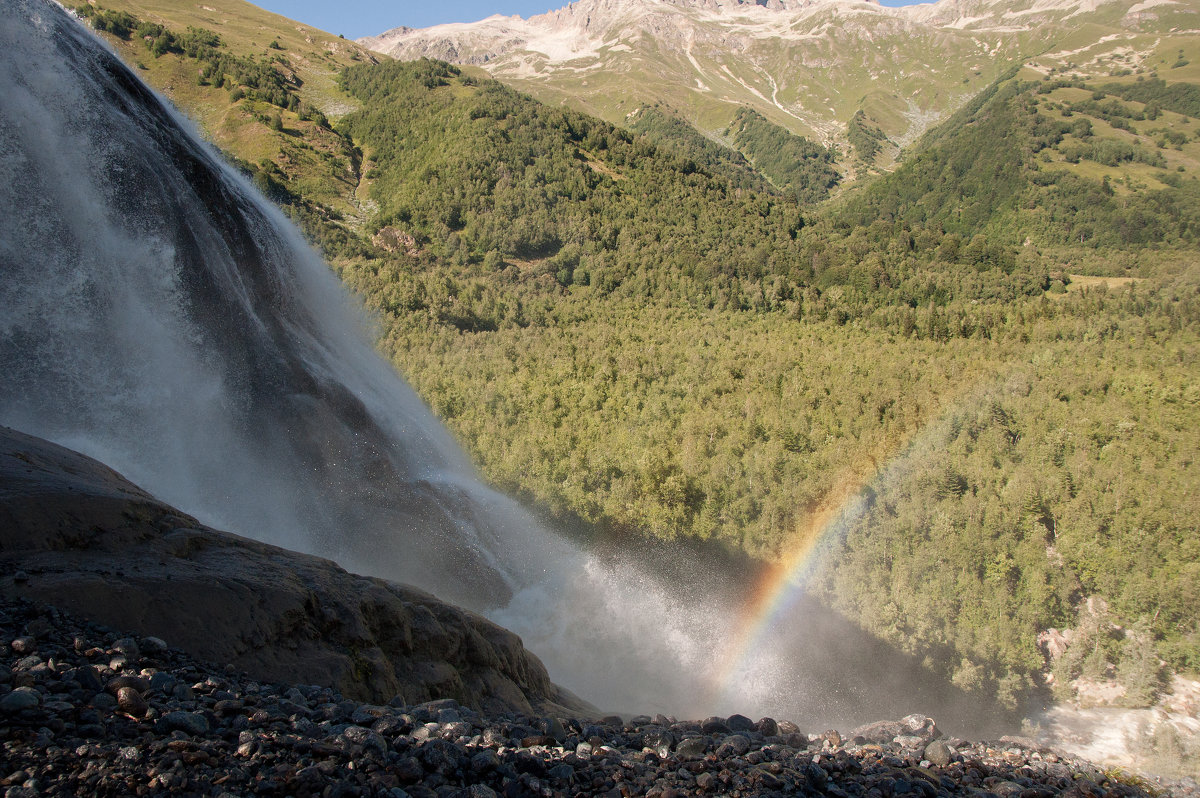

331,59,1200,710
726,107,841,203
76,5,1200,724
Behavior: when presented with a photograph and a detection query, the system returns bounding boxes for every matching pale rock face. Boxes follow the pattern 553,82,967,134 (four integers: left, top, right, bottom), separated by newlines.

356,0,1167,152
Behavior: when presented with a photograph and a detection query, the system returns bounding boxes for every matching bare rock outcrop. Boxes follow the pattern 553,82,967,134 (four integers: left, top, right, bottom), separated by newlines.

0,425,588,717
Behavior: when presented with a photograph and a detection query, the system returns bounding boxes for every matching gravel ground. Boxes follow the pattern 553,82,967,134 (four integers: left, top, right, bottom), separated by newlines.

2,596,1195,798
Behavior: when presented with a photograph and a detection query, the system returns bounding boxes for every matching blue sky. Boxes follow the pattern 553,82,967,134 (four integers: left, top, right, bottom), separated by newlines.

255,0,927,41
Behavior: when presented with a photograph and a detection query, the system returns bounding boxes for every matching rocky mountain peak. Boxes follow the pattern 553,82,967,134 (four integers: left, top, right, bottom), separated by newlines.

357,0,1167,159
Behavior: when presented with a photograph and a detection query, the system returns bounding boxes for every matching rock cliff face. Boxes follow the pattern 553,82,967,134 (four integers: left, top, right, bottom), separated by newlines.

0,425,589,717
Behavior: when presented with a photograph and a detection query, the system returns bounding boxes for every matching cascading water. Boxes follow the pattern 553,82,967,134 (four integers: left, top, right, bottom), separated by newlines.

0,0,1006,732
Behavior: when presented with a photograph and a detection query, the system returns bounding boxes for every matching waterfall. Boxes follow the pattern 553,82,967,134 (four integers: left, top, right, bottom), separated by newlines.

0,0,560,610
0,0,1005,732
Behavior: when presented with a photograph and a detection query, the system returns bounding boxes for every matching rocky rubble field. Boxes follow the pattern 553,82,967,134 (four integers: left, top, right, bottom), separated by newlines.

4,597,1195,798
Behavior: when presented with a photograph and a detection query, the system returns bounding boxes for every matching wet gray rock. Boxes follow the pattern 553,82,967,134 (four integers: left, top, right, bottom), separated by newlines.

853,713,942,746
726,713,754,732
643,728,675,756
925,739,953,766
0,426,591,717
716,733,752,757
676,736,710,759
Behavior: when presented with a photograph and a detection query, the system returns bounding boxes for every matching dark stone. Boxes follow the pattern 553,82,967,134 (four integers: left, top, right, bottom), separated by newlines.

10,636,36,654
116,686,148,717
416,738,464,774
74,666,103,692
214,699,243,715
804,763,829,791
394,756,424,783
111,637,140,658
547,763,574,782
719,733,751,756
676,737,709,759
786,732,809,748
140,636,168,654
105,675,150,695
160,710,209,735
0,688,40,713
520,734,557,748
726,713,755,732
925,740,952,767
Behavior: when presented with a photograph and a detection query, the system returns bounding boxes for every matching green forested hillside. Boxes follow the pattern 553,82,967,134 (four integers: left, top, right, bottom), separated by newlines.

78,2,1200,718
835,73,1200,251
337,60,807,297
725,108,840,203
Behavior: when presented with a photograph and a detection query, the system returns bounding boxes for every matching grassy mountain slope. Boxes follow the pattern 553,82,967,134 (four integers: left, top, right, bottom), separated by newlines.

833,70,1200,254
72,0,376,224
76,0,1200,727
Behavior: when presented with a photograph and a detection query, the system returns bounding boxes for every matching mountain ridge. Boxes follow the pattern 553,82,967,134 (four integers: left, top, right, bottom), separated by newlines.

360,0,1198,165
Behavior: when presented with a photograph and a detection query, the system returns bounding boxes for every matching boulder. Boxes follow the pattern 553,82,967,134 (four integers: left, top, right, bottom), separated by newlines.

849,713,941,745
0,426,591,716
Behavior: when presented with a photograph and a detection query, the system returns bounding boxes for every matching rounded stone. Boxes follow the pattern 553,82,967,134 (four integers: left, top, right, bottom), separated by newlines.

676,737,710,759
161,710,209,735
148,671,176,693
117,686,149,718
726,714,755,732
925,739,952,766
0,688,41,713
106,675,150,695
140,637,168,654
111,637,140,658
10,636,36,655
91,692,117,710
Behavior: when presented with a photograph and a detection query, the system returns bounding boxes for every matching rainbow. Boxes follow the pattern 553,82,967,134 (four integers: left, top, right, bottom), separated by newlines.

705,457,887,706
704,387,975,708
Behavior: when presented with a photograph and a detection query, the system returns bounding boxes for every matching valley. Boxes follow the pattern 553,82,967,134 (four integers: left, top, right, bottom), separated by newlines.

42,0,1200,780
